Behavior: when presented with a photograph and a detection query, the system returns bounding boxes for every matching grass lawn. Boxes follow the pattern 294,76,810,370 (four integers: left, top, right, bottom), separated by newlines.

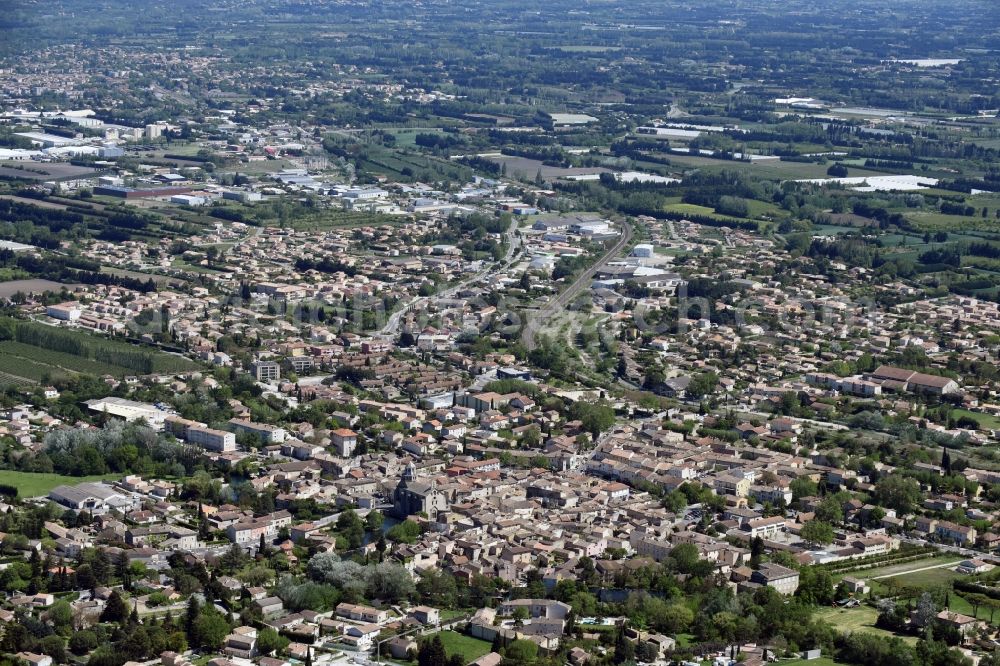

0,470,122,498
386,128,442,146
832,556,959,582
663,202,715,216
814,606,917,644
947,589,1000,623
435,631,492,663
951,408,1000,430
744,199,784,218
661,201,761,228
867,563,962,595
655,246,691,256
441,609,470,622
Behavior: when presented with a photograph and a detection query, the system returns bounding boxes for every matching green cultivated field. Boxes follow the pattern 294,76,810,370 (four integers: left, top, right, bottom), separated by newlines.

0,370,32,388
0,352,65,383
0,318,199,378
0,471,122,497
0,341,135,378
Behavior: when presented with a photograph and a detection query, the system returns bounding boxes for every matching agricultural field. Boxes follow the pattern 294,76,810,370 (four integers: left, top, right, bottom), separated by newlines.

0,279,78,299
904,211,991,232
0,194,74,210
547,45,622,53
101,267,180,288
640,153,872,181
0,351,69,383
0,160,101,181
0,191,214,248
0,341,137,379
486,154,609,181
0,369,36,388
811,225,858,236
357,147,472,183
744,199,784,218
2,318,200,376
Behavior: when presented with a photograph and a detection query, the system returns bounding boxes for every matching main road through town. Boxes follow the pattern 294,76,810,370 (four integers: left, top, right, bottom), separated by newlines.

521,217,633,351
379,216,522,337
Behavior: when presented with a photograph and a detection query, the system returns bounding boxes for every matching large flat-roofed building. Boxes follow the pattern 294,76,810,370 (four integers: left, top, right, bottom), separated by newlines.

170,194,208,206
544,112,598,128
187,425,237,452
49,482,134,513
228,418,287,444
633,244,655,258
164,415,201,439
867,365,961,395
164,416,237,451
46,302,81,321
84,398,167,428
341,187,388,200
14,131,79,148
222,190,263,203
570,220,611,236
251,361,280,382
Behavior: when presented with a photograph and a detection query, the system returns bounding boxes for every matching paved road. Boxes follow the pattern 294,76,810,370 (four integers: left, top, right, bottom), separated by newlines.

665,219,678,240
521,218,633,350
380,217,521,337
